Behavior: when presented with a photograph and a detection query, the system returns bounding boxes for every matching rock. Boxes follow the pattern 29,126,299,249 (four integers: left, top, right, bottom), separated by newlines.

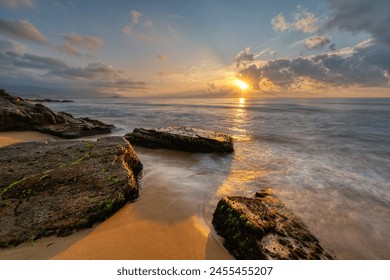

0,136,142,247
25,98,74,103
125,127,234,153
212,188,336,260
0,89,114,138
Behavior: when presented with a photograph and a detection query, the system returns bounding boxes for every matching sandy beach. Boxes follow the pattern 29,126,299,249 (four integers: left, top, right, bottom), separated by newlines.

0,132,232,260
0,131,58,148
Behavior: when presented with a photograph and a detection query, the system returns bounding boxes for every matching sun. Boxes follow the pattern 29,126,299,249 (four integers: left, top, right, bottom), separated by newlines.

235,79,249,91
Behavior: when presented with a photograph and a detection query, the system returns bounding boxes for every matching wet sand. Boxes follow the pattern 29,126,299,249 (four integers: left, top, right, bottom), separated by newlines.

0,133,233,260
0,131,57,147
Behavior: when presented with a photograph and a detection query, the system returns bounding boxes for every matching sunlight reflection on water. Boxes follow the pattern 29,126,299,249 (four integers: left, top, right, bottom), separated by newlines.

44,97,390,259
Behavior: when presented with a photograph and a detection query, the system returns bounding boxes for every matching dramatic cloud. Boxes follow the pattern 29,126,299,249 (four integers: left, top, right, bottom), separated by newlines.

238,41,390,91
63,33,104,50
245,1,390,94
131,10,142,24
305,36,331,50
0,0,34,9
0,18,47,43
271,8,319,33
0,50,147,90
235,48,254,67
326,0,390,46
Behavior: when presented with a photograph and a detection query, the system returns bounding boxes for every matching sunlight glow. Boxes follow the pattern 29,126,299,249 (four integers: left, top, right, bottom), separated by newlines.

239,97,245,107
235,79,249,91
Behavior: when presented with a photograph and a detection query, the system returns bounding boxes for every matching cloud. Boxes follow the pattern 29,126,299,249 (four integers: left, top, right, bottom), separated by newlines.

122,25,133,36
293,9,319,33
0,0,34,9
157,54,166,61
63,33,104,50
305,36,331,50
254,49,277,59
235,48,254,67
207,82,216,91
0,50,147,91
3,51,67,71
0,37,26,52
271,13,289,32
329,43,337,51
57,44,82,57
238,40,390,91
326,0,390,46
122,11,174,45
144,20,153,28
271,8,319,33
131,10,142,24
122,24,170,44
0,18,47,43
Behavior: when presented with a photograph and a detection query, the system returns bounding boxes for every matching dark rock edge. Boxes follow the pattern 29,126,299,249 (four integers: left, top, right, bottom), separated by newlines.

212,188,336,260
125,127,234,153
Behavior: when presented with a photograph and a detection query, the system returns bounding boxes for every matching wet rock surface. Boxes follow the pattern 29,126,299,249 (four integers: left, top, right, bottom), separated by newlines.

0,137,142,248
125,127,234,153
0,89,114,138
212,188,336,260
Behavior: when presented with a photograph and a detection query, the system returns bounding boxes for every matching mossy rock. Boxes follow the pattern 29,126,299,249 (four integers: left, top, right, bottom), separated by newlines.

0,136,142,248
212,188,336,260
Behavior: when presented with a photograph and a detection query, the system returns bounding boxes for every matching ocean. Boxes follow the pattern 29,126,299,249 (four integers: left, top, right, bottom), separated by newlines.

46,97,390,259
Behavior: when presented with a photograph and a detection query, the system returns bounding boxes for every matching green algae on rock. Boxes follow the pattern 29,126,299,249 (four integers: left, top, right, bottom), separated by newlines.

0,137,142,248
212,188,336,260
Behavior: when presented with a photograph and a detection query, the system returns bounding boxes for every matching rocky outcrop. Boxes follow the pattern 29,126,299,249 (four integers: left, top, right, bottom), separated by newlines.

0,89,114,138
125,127,234,153
212,188,336,260
0,137,142,247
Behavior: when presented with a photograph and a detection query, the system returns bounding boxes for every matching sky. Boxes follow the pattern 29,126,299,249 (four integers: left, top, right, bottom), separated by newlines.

0,0,389,98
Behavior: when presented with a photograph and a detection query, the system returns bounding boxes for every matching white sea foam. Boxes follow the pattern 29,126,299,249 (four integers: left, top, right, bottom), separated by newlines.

46,97,390,259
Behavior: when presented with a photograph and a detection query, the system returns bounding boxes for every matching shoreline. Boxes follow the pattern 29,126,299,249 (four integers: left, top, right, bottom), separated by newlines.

0,131,58,148
0,132,232,260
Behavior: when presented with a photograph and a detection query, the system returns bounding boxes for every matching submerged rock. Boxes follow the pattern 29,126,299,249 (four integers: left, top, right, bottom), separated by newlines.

212,188,336,260
0,89,114,138
125,127,234,153
0,137,142,247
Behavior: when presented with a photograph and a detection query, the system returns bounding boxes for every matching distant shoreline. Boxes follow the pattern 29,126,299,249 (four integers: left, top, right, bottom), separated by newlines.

26,98,74,103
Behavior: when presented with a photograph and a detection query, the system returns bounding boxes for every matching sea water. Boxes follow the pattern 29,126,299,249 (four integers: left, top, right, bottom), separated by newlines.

47,97,390,259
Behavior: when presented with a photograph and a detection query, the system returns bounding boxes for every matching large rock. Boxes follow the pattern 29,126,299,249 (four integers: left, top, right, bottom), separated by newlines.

0,137,142,247
125,127,234,153
212,188,336,260
0,89,114,138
